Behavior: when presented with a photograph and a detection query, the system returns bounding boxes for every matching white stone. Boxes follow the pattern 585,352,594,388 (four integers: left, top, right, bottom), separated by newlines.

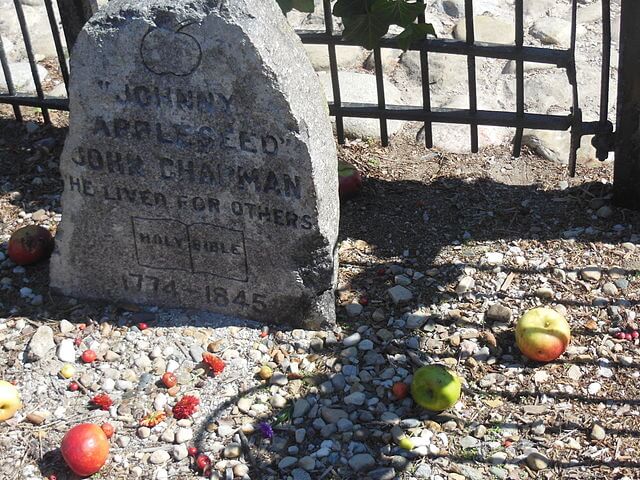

172,444,188,461
57,338,76,363
59,319,75,334
343,332,361,347
149,450,170,464
175,427,193,444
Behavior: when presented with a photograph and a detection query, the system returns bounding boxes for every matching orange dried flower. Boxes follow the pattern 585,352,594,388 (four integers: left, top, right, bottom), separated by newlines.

173,395,200,419
90,393,113,410
202,352,225,376
140,411,167,427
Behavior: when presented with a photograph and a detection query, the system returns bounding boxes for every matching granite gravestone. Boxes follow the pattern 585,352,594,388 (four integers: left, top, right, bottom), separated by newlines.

50,0,339,328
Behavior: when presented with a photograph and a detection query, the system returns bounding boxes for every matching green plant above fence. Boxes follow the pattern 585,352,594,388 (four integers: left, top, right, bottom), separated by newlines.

277,0,436,49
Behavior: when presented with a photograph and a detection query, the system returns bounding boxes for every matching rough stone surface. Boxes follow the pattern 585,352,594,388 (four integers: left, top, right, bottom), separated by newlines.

50,0,339,329
530,18,573,47
453,15,515,44
304,44,364,71
387,285,413,304
0,62,49,94
25,326,55,362
317,71,404,139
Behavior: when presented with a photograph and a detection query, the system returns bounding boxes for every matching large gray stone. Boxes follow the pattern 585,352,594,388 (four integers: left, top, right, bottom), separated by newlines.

524,0,555,20
530,18,573,48
25,326,55,362
317,71,404,139
453,15,515,45
304,44,365,71
398,51,467,91
51,0,339,329
521,130,611,166
0,62,49,94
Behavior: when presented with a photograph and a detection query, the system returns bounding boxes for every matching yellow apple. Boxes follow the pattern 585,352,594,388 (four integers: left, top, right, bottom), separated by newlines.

516,307,571,362
60,364,76,379
0,380,22,422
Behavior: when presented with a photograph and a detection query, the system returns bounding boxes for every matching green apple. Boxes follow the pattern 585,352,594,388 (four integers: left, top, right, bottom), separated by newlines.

0,380,22,422
411,365,461,411
516,307,570,362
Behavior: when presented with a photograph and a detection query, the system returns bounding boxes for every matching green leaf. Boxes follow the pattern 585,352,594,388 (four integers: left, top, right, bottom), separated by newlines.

342,12,392,49
396,22,437,50
333,0,372,18
292,0,315,13
276,0,293,14
371,0,426,28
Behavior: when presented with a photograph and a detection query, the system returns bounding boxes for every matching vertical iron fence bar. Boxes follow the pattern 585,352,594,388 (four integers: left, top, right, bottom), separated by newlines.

596,0,612,160
55,0,97,52
373,48,388,146
13,0,50,124
417,0,433,148
323,0,344,144
568,0,580,176
464,0,479,152
44,0,70,93
613,0,640,209
512,0,524,157
0,36,22,121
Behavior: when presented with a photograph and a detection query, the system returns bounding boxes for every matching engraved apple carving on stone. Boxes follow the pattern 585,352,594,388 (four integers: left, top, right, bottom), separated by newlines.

140,21,202,76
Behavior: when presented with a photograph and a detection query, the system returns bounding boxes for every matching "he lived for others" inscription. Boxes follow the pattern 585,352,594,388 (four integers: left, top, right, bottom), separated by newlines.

51,0,339,328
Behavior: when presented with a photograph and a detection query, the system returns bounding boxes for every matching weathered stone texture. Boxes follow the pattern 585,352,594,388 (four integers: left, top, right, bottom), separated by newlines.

51,0,338,328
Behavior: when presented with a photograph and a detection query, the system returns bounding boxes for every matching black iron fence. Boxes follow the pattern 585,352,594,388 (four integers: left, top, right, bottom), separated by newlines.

0,0,637,208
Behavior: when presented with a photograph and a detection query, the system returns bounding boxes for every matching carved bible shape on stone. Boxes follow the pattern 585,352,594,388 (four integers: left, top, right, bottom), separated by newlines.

140,22,202,76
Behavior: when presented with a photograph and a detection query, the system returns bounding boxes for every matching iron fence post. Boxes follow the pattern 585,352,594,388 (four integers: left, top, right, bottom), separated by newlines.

56,0,97,52
614,0,640,210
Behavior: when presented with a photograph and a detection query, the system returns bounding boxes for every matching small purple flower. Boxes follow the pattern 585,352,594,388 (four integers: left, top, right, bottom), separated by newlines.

258,421,274,439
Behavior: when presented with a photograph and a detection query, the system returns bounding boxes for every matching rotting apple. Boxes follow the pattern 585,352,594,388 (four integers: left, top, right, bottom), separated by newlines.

61,423,109,477
516,307,571,362
338,160,363,200
411,365,461,412
7,225,54,266
0,380,22,422
161,372,177,388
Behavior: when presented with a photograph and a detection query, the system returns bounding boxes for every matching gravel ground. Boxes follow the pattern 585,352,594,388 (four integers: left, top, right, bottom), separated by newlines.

1,113,639,480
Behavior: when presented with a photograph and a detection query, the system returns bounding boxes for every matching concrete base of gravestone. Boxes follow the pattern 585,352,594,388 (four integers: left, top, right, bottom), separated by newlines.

51,0,339,329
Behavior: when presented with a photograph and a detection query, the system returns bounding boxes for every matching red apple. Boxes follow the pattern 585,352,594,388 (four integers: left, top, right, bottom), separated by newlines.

515,307,571,362
61,423,109,476
338,161,362,200
161,372,177,388
81,350,97,363
7,225,54,266
392,381,409,400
